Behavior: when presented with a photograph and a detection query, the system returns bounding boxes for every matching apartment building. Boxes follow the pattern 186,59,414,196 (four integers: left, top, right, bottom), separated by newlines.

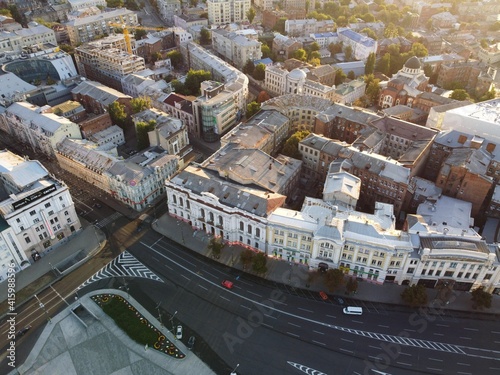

285,19,335,37
0,150,82,281
207,0,251,25
212,29,262,70
162,93,196,137
65,8,138,45
436,61,496,98
0,24,57,53
68,0,107,10
71,80,133,115
272,34,302,60
337,28,378,62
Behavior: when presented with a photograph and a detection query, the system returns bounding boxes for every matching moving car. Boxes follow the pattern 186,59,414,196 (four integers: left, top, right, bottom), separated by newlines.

17,325,31,336
221,280,234,289
176,325,183,340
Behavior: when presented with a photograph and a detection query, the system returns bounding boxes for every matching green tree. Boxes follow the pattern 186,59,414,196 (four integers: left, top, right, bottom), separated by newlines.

106,0,123,7
166,50,183,69
247,7,256,23
471,287,492,310
365,52,375,75
240,249,254,270
450,89,470,101
324,269,344,292
59,44,75,54
151,51,162,63
292,48,308,61
208,237,224,259
480,39,489,49
478,89,496,102
0,8,12,17
273,18,287,34
189,0,198,7
335,68,347,85
344,45,353,61
411,42,428,57
365,78,381,105
376,53,391,76
261,44,272,59
135,28,147,40
136,120,156,150
345,277,358,294
108,101,128,128
401,284,428,307
384,22,399,38
328,42,343,55
243,59,255,75
8,5,22,24
309,57,321,66
347,70,355,80
185,69,211,95
253,63,266,80
170,79,186,95
200,28,211,45
310,42,320,52
131,96,152,114
360,28,377,40
309,50,321,61
281,130,310,159
252,252,268,273
246,101,260,119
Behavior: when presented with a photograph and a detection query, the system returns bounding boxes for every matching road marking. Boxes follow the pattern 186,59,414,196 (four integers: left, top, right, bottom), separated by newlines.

457,363,470,366
262,323,273,329
240,305,251,310
312,340,326,346
397,362,412,366
298,307,313,313
429,358,443,362
197,285,207,290
492,331,500,335
489,367,500,370
352,320,363,324
339,348,353,354
50,285,69,306
495,341,500,344
219,295,229,301
313,330,325,335
464,328,478,331
164,264,173,270
369,355,381,360
326,314,336,318
436,324,449,327
457,372,471,375
433,333,444,336
378,325,389,328
404,329,416,332
269,298,287,305
400,352,412,357
181,274,190,281
264,314,277,319
247,291,262,297
341,338,353,343
369,345,380,350
288,322,301,328
460,337,472,340
427,368,442,372
287,332,299,338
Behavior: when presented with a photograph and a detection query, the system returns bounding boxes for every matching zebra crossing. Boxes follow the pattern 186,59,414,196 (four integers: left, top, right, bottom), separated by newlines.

336,325,466,354
287,362,327,375
95,211,122,228
78,251,163,289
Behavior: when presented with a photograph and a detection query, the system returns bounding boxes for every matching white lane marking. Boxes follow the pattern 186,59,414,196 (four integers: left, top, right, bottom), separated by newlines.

50,285,69,306
264,314,277,319
181,274,190,280
429,358,443,362
246,290,262,297
427,368,442,372
287,332,299,338
369,345,380,350
269,298,287,305
352,320,363,324
400,352,412,357
378,325,389,328
457,372,471,375
219,295,230,301
240,305,251,310
298,307,313,313
397,362,412,366
404,329,416,332
288,322,301,328
492,331,500,335
164,264,173,270
368,355,380,360
464,328,478,331
434,333,444,336
460,337,472,340
312,340,326,346
326,314,336,318
340,348,353,354
197,285,208,290
313,330,325,335
436,324,449,327
262,323,273,329
341,338,354,343
457,363,471,366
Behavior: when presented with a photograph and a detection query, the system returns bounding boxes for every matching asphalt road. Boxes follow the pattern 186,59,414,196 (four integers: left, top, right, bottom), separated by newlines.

123,232,500,375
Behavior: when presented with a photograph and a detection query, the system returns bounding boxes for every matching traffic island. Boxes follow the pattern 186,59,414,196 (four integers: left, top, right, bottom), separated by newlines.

92,293,185,359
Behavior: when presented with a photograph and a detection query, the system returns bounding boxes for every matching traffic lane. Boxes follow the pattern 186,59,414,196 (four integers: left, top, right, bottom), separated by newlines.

134,237,498,350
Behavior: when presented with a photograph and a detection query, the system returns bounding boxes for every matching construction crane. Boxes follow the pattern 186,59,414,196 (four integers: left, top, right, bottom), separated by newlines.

108,22,165,54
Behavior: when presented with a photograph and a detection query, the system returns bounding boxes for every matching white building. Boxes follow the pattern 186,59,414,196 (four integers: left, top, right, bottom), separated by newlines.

1,102,82,157
158,0,183,25
285,19,335,37
0,150,81,281
207,0,251,25
310,32,339,48
68,0,107,11
0,24,57,53
337,27,378,61
211,29,262,70
253,0,273,10
88,125,125,150
332,78,366,104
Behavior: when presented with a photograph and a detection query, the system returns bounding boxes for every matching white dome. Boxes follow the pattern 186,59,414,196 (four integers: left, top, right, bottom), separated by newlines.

287,68,307,81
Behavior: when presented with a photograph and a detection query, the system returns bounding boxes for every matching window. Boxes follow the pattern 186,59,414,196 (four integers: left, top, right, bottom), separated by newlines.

30,210,36,216
48,211,54,216
45,203,51,208
240,222,244,231
407,268,414,274
25,237,31,244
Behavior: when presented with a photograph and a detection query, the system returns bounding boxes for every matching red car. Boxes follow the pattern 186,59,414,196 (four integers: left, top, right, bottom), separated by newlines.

222,280,234,289
319,291,328,301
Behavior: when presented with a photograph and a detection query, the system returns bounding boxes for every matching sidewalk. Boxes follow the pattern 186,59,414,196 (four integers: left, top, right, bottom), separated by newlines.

0,223,106,304
153,213,500,316
13,289,215,375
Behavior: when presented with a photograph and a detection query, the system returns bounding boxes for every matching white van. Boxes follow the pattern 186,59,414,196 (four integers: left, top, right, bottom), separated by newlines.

343,306,363,315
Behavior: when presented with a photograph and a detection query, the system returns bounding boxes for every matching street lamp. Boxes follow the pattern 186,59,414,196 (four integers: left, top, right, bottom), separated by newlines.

156,302,163,327
119,279,130,299
230,364,239,375
170,310,177,337
34,294,51,323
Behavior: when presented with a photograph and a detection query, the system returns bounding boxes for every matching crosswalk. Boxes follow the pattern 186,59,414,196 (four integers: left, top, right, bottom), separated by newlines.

95,212,122,228
336,325,465,354
78,251,163,289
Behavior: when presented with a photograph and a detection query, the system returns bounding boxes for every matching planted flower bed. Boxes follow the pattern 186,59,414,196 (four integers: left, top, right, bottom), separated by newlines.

92,294,185,359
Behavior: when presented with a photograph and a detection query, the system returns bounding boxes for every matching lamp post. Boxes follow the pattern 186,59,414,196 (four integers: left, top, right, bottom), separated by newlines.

119,279,130,299
34,294,51,323
230,364,240,375
156,302,163,327
170,310,177,337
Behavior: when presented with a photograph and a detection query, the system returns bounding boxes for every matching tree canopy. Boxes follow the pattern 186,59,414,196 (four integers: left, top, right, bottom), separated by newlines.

246,101,260,119
131,96,152,114
253,63,266,81
208,237,224,259
471,287,492,310
108,101,127,128
252,252,268,273
166,50,183,69
401,284,428,307
136,119,156,150
200,28,211,45
281,130,310,159
246,7,256,24
324,269,344,292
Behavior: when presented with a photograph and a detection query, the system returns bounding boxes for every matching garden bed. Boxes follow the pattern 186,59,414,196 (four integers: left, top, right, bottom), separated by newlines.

92,294,185,359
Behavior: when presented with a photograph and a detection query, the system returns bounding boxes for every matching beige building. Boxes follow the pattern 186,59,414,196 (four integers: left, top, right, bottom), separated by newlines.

207,0,251,25
0,24,57,53
211,29,262,70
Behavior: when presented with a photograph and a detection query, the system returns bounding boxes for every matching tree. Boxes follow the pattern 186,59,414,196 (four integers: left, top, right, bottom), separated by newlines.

135,28,147,40
240,249,254,270
261,44,272,59
344,45,353,61
411,42,428,57
273,17,287,34
346,277,358,294
309,57,321,67
376,53,391,76
365,52,375,75
365,79,381,105
292,48,307,61
0,8,12,17
184,69,211,95
246,101,260,119
131,96,152,114
253,63,266,80
308,51,321,61
281,130,310,159
252,252,268,273
401,284,428,307
478,89,496,102
450,89,470,101
8,5,22,24
151,51,162,63
335,69,347,86
384,22,399,38
136,119,156,150
166,50,183,69
200,28,211,45
328,42,343,55
310,42,320,52
208,237,224,259
246,7,256,24
257,91,271,103
324,269,344,292
471,287,492,310
189,0,198,7
347,70,355,80
108,101,127,128
360,27,377,40
243,59,255,75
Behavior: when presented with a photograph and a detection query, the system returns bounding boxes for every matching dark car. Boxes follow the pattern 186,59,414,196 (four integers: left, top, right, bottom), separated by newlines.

93,203,102,209
17,325,31,336
187,336,195,350
31,251,41,261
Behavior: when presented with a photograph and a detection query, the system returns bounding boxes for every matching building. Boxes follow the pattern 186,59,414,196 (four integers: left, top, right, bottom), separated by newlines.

71,80,133,116
207,0,251,25
75,35,145,92
272,34,303,60
65,8,138,45
331,79,366,104
88,125,125,150
211,29,262,70
285,19,335,37
337,28,377,61
1,102,82,157
0,24,57,53
436,61,496,98
0,149,81,281
253,0,272,10
161,93,196,137
310,32,338,49
68,0,107,10
157,0,182,24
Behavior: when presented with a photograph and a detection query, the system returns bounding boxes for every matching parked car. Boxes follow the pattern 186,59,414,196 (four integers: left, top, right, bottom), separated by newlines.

187,335,195,350
319,291,328,301
221,280,234,289
176,325,183,340
93,203,102,209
